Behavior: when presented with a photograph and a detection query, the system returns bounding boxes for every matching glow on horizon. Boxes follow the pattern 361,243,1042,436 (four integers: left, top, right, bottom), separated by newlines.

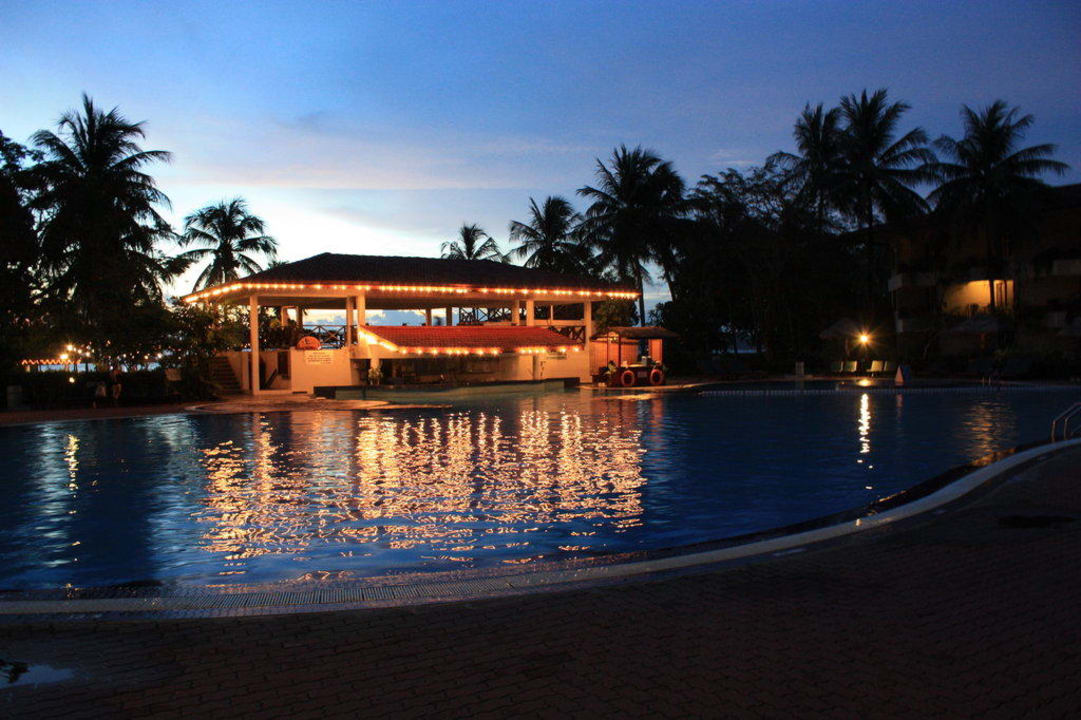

3,1,1078,313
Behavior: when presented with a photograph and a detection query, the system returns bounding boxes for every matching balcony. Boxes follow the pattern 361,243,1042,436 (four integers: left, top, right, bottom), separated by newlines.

887,271,937,291
1052,258,1081,276
1045,311,1068,329
895,316,932,334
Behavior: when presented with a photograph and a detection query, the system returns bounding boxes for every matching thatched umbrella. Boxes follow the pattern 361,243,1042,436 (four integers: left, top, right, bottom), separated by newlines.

819,317,863,357
947,314,1007,353
818,317,862,339
947,314,1007,335
1058,317,1081,337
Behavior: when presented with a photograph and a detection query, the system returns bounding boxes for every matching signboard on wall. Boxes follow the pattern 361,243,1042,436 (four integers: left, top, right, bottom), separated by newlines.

304,350,334,365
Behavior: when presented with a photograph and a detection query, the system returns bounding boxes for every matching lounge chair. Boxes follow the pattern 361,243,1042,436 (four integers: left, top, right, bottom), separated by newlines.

1001,356,1033,379
843,360,858,374
882,360,896,376
829,361,843,374
966,358,994,378
868,360,884,375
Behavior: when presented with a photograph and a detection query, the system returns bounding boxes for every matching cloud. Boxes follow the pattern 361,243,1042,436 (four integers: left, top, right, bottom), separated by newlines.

159,111,595,192
708,147,757,167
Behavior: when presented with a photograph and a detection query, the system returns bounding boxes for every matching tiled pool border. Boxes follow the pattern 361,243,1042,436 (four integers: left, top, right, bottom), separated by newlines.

2,436,1077,621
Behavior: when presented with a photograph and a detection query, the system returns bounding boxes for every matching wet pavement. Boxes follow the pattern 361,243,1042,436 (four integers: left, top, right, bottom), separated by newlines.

1,445,1079,719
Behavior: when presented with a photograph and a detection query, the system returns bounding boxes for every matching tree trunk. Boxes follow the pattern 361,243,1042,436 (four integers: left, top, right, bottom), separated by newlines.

985,201,997,312
864,194,876,311
637,273,647,327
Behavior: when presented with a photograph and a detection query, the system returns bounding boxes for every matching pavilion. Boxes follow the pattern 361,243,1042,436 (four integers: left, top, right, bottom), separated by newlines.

182,253,638,394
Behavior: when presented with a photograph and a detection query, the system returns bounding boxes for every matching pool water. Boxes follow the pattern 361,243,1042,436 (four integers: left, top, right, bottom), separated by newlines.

0,387,1074,589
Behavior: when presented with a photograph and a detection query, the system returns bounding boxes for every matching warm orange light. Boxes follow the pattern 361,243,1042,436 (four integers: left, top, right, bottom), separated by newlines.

382,343,578,356
182,279,638,304
858,333,870,345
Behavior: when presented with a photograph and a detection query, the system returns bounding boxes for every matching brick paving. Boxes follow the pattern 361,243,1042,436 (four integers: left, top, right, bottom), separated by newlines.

2,446,1079,719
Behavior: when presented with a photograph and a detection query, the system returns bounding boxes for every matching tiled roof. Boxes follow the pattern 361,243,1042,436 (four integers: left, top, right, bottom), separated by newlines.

365,325,578,350
240,253,628,291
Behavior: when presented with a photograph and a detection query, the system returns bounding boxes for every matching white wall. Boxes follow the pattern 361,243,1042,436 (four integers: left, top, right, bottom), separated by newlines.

288,348,354,393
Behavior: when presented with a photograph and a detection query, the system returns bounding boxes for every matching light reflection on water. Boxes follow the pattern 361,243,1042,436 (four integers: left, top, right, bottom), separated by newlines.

196,410,645,570
858,393,871,457
0,388,1074,589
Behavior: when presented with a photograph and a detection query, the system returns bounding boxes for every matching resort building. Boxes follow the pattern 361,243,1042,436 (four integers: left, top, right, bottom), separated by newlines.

885,183,1081,357
182,253,638,395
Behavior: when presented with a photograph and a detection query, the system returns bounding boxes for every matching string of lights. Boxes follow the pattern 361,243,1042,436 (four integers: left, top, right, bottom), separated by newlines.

182,281,638,304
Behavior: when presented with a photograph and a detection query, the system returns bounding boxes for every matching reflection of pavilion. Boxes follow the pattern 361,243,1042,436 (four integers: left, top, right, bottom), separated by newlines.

196,402,651,572
182,253,637,394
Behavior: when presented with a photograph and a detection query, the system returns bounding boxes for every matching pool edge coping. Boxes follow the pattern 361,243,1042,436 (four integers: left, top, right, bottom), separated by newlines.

3,437,1078,620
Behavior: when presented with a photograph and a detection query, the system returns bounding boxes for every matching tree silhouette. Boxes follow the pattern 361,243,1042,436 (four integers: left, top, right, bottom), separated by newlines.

769,103,844,232
32,94,179,349
178,198,277,291
508,196,590,274
835,89,935,306
578,145,686,324
441,223,504,261
928,101,1069,309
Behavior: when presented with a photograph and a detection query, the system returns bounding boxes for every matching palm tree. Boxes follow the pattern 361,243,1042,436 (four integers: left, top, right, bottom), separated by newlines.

32,94,178,345
441,223,504,261
0,132,42,374
768,103,844,231
178,198,277,291
577,145,687,324
928,101,1069,310
508,196,588,273
834,89,936,303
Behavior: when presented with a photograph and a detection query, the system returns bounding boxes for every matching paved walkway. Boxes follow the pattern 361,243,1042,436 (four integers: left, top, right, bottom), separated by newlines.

0,403,194,426
2,446,1080,719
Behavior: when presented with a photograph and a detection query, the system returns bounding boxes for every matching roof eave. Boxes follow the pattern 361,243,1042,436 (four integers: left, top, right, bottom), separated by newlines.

182,280,638,305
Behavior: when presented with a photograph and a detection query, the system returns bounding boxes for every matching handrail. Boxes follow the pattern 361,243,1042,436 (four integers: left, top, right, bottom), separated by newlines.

1051,402,1081,442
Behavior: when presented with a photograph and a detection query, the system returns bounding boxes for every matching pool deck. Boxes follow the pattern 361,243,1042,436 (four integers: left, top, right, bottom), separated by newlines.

0,402,195,426
2,444,1079,717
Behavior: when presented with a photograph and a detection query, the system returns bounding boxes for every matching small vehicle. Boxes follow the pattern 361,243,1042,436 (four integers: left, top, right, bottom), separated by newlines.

604,360,665,387
591,326,678,388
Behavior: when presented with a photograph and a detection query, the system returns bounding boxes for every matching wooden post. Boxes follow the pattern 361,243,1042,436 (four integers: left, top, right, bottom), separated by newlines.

511,300,521,325
425,308,433,326
355,294,366,326
445,307,453,326
525,299,535,326
584,300,593,366
345,297,355,346
249,295,260,395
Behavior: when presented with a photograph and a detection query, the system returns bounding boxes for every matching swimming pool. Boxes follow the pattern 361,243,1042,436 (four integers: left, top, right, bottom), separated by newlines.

1,386,1075,589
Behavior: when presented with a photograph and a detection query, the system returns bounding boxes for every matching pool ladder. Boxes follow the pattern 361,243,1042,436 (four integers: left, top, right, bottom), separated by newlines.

1050,402,1081,442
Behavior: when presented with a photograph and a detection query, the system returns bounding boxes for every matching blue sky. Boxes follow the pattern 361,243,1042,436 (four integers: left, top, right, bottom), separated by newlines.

3,0,1079,307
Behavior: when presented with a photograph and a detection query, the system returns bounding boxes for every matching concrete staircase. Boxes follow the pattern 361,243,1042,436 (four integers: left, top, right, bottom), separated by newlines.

209,357,242,395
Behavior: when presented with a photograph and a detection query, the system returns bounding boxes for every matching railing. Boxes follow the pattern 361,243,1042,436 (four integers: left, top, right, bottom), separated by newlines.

1051,402,1081,442
306,324,347,349
257,324,348,350
257,322,588,349
548,325,586,343
458,307,512,325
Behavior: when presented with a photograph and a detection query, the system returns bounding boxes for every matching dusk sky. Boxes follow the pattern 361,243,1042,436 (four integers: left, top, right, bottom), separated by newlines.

3,0,1079,306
